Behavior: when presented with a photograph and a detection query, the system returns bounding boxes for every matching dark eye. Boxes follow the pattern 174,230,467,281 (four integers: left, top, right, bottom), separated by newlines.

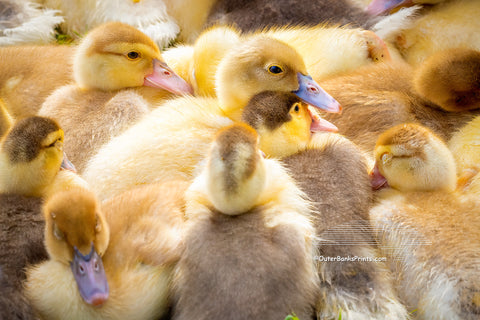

127,51,140,60
45,138,60,148
268,65,283,74
293,103,300,113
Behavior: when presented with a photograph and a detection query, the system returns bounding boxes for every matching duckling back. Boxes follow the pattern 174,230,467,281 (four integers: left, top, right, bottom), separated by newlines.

206,0,375,31
0,194,46,320
173,123,318,320
370,123,480,319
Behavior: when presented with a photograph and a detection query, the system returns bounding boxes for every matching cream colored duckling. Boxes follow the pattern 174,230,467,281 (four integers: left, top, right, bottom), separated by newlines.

38,21,192,173
172,123,318,320
83,36,340,201
370,123,480,319
26,181,186,320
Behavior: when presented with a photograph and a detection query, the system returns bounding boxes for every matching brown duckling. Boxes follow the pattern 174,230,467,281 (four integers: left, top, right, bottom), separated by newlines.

172,123,318,320
241,94,407,319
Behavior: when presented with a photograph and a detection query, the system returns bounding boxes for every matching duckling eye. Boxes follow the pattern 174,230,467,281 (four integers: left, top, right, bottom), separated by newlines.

268,65,284,75
45,137,62,149
126,51,140,60
293,103,300,113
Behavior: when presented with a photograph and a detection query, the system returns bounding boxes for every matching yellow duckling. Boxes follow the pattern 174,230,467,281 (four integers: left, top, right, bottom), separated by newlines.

83,35,340,201
26,181,187,319
369,123,480,319
38,21,192,173
164,25,391,98
0,116,85,197
242,91,338,158
172,123,318,320
0,22,191,119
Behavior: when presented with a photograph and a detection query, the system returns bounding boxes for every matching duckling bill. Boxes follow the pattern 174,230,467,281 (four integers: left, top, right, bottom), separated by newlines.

294,73,341,113
70,244,109,307
144,59,193,95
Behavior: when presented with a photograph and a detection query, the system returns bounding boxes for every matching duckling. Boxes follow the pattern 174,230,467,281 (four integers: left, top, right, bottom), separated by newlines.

83,36,340,201
37,21,192,172
0,0,63,45
0,116,86,320
317,47,480,154
242,91,338,157
206,0,375,31
26,181,187,319
172,123,318,320
371,0,480,66
370,123,480,319
164,25,391,98
0,116,85,197
241,97,407,319
0,22,191,119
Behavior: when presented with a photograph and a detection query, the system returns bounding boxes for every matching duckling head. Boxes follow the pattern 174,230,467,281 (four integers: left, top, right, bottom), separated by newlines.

371,123,456,192
242,91,338,158
414,48,480,112
215,36,341,121
0,116,75,197
44,188,110,307
203,123,267,215
73,22,192,94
